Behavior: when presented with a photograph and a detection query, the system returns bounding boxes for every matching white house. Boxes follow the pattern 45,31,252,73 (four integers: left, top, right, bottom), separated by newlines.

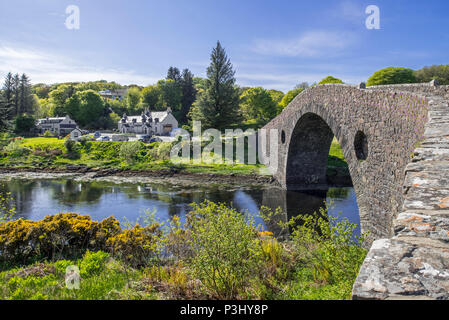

36,115,78,136
118,108,178,136
69,128,83,141
98,89,128,101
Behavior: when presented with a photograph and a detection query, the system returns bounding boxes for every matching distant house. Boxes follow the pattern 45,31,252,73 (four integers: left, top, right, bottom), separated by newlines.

69,128,83,141
118,108,178,136
98,89,128,101
36,115,78,136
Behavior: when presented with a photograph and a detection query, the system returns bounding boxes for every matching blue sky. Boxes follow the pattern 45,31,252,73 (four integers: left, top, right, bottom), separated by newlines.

0,0,448,92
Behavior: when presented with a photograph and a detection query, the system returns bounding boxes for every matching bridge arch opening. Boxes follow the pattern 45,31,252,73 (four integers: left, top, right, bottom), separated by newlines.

284,111,359,234
286,112,340,190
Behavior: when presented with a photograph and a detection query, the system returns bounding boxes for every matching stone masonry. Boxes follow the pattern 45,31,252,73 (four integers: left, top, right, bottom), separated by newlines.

353,83,449,299
261,82,449,299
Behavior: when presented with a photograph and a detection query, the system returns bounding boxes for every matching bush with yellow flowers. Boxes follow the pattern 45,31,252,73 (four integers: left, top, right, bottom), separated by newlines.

106,224,163,268
0,213,123,264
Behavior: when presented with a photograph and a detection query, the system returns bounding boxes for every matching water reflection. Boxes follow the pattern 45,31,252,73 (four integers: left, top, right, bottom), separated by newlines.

0,179,360,236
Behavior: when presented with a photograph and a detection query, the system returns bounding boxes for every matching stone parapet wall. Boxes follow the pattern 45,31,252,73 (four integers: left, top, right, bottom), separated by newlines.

353,84,449,299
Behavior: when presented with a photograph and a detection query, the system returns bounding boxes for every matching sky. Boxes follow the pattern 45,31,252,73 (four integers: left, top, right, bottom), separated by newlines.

0,0,448,92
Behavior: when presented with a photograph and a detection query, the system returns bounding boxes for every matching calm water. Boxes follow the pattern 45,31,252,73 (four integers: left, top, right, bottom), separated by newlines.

0,179,360,236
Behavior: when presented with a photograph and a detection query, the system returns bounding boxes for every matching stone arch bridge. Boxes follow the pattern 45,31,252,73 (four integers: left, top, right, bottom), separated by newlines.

260,82,449,299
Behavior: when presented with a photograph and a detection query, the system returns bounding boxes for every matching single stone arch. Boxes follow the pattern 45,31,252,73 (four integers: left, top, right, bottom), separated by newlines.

261,84,429,241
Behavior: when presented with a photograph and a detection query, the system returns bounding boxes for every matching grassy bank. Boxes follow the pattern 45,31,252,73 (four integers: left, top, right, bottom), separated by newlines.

0,136,348,176
0,201,366,300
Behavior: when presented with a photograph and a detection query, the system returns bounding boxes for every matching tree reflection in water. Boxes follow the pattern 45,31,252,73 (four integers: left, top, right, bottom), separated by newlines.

0,179,358,236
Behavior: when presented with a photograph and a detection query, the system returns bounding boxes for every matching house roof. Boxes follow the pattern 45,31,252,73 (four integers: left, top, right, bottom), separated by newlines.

37,116,70,125
121,111,172,124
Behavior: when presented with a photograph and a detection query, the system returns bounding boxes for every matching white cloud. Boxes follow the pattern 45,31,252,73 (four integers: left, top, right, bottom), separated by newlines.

0,45,160,85
252,30,356,57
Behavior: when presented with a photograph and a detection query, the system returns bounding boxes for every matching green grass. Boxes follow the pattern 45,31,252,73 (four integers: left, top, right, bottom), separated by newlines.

0,136,348,176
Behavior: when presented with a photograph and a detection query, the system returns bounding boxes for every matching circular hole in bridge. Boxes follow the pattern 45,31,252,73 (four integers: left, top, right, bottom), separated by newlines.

354,131,368,161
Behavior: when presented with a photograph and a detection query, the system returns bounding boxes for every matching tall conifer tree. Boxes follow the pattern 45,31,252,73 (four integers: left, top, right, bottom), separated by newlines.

193,41,241,130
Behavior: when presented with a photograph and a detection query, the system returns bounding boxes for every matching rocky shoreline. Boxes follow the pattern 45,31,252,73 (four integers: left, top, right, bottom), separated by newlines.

0,165,352,188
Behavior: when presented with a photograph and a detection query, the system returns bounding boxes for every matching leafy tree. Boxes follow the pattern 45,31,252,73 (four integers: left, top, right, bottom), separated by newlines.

180,69,197,125
14,114,36,134
76,90,105,127
279,88,303,109
65,95,81,120
295,82,310,89
318,76,344,84
125,87,142,114
33,84,51,99
240,87,277,124
415,65,449,85
141,85,162,110
158,79,182,114
191,41,241,130
49,84,75,116
367,67,416,86
268,89,284,106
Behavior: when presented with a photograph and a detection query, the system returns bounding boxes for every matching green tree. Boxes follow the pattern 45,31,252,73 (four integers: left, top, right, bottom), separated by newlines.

167,66,182,83
192,41,241,130
65,95,81,120
367,67,416,86
240,87,277,124
125,87,142,114
318,76,344,84
33,84,51,99
158,79,182,114
19,74,34,114
268,89,284,105
76,90,105,127
0,96,12,132
11,74,20,116
415,65,449,85
48,84,75,116
180,69,197,125
141,85,162,110
2,72,14,104
279,88,303,109
14,114,36,134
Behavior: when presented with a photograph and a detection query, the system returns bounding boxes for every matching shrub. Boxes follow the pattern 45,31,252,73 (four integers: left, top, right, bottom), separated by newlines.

106,224,163,268
64,139,77,153
0,189,16,222
14,114,36,135
414,64,449,85
79,250,110,278
3,140,30,157
288,207,367,297
0,213,122,264
186,201,261,299
367,67,416,86
119,141,145,163
318,76,344,84
42,130,54,138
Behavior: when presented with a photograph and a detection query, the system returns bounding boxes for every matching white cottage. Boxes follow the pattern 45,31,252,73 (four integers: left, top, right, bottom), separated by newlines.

69,128,83,141
118,108,178,136
36,115,78,136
